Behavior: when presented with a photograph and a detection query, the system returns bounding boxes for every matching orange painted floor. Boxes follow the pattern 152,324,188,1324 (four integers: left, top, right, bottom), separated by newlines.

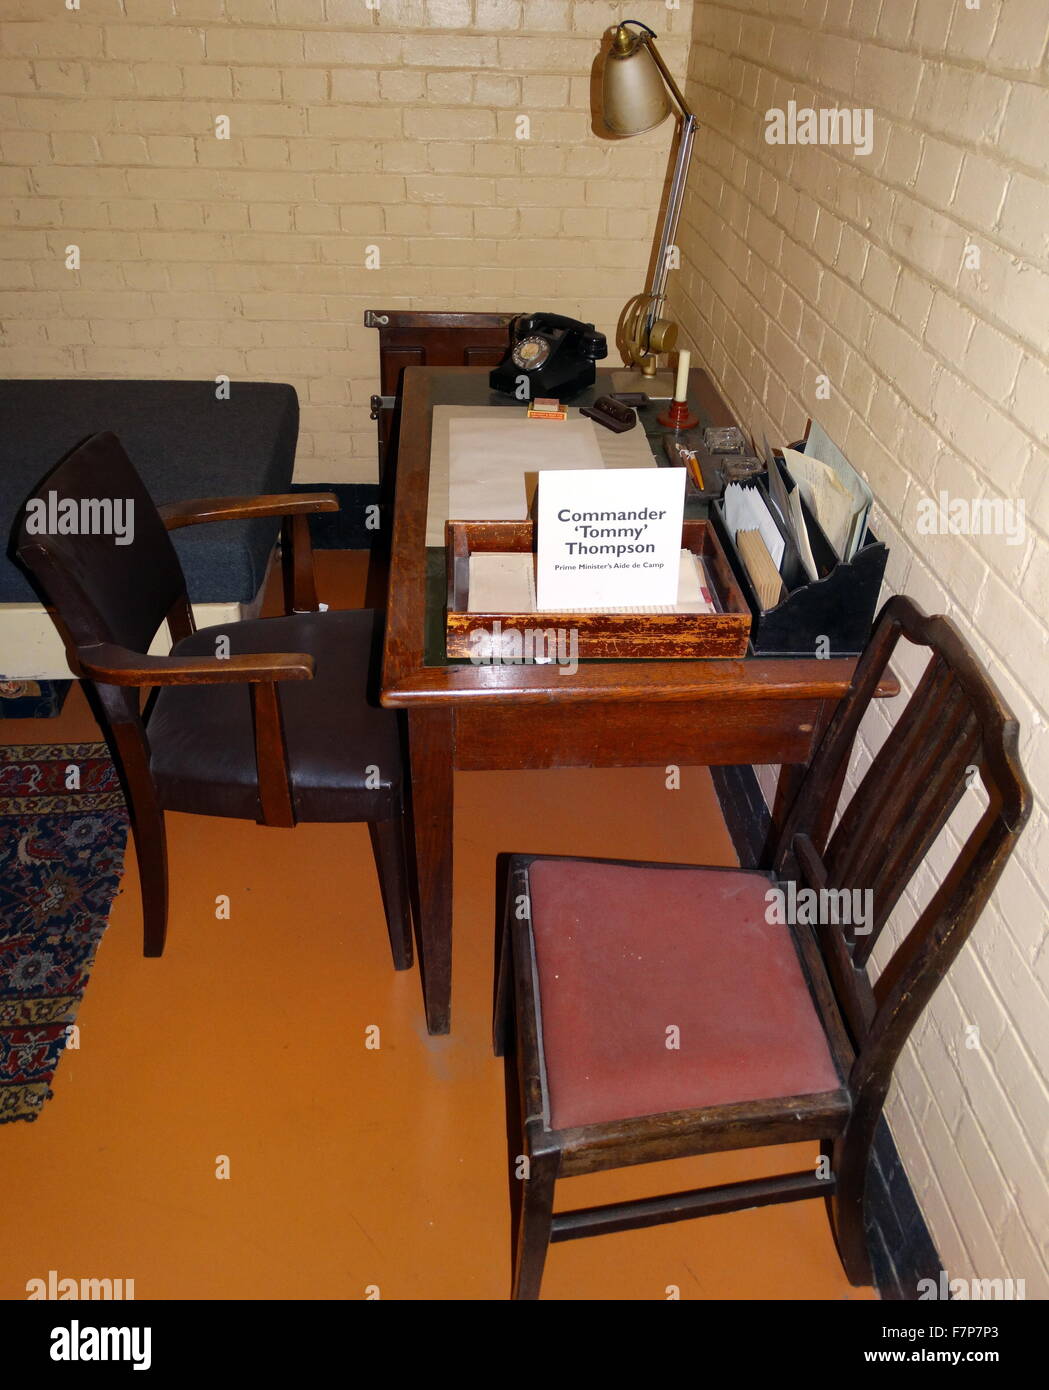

2,552,875,1301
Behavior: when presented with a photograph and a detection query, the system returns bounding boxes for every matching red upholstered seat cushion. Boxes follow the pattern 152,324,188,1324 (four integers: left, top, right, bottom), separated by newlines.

527,859,842,1131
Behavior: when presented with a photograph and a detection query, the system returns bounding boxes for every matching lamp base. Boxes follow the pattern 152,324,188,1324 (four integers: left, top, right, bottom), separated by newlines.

611,368,676,400
657,399,699,430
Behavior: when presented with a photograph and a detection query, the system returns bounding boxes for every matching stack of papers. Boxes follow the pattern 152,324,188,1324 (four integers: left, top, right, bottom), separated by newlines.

723,482,784,569
736,530,785,610
467,550,717,616
723,482,787,613
783,421,872,562
467,552,536,612
720,422,872,613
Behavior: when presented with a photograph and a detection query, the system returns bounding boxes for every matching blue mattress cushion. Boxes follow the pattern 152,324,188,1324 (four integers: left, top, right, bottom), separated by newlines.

1,379,299,605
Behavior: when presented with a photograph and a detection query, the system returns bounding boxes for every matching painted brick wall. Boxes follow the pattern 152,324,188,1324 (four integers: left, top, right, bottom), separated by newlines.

0,0,690,482
669,0,1048,1295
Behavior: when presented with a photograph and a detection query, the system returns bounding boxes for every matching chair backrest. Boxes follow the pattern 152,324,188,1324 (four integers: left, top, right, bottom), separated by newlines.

367,308,516,391
16,431,188,719
775,594,1031,1096
365,309,517,476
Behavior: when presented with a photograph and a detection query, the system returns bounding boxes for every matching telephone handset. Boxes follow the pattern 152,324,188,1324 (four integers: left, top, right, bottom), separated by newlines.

490,312,608,401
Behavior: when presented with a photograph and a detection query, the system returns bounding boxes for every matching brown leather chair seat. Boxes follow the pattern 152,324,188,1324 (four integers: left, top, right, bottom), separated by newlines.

527,857,842,1130
150,609,402,823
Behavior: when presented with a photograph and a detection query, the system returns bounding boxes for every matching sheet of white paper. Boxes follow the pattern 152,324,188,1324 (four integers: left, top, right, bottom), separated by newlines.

428,405,656,546
467,551,714,615
787,486,820,582
561,552,715,613
467,552,536,612
449,417,603,522
797,422,873,559
723,482,785,571
783,446,856,560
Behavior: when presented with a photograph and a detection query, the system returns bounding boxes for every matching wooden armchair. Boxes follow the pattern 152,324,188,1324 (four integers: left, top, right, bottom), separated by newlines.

495,595,1031,1298
17,431,413,970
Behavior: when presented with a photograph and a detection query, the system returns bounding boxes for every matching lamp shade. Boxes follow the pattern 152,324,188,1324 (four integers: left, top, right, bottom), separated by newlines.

601,31,671,135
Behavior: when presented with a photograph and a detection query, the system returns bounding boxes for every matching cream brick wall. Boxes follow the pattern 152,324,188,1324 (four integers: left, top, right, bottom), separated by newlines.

0,0,691,482
669,0,1049,1294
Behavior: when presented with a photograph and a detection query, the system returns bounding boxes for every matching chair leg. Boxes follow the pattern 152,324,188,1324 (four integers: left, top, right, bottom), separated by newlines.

829,1121,876,1287
110,722,169,957
493,892,513,1058
512,1148,558,1300
133,806,169,958
368,815,414,971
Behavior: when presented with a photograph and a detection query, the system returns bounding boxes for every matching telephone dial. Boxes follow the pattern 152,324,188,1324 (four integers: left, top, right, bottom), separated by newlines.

489,312,608,401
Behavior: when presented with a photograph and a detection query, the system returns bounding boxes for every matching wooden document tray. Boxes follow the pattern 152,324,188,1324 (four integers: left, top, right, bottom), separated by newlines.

445,520,752,659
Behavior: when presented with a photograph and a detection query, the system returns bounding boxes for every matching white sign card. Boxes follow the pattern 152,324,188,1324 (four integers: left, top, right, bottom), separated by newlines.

535,467,686,610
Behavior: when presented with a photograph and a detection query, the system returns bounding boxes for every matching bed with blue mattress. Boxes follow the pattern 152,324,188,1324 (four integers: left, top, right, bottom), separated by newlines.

1,379,299,685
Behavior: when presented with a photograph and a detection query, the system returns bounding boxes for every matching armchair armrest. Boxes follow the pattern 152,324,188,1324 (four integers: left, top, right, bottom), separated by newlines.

157,493,338,530
80,641,310,830
157,492,338,617
78,641,315,687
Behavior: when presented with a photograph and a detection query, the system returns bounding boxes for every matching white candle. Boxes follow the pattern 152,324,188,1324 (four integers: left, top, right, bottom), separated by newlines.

674,349,690,403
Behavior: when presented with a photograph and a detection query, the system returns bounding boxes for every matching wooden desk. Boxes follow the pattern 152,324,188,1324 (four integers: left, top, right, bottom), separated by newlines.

382,366,891,1034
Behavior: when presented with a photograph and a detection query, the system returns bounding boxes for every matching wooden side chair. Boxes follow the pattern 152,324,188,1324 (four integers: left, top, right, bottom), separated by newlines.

363,308,518,611
365,308,516,480
17,431,413,970
494,595,1031,1299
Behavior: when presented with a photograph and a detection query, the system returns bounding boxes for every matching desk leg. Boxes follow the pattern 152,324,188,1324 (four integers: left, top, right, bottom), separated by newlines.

771,763,807,862
407,707,455,1035
769,699,836,866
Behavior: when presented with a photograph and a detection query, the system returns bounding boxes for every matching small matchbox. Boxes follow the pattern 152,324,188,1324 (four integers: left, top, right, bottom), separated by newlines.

527,397,567,421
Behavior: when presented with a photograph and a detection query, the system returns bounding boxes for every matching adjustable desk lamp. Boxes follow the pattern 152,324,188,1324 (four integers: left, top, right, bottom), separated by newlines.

600,20,698,391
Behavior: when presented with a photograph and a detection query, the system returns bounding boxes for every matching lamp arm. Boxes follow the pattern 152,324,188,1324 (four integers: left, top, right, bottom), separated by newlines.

619,28,698,319
645,111,697,312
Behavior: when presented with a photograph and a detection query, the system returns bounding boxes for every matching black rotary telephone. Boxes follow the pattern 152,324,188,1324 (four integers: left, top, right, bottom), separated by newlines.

489,312,608,401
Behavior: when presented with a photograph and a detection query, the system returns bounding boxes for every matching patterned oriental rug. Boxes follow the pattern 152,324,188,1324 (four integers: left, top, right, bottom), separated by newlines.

0,743,128,1123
